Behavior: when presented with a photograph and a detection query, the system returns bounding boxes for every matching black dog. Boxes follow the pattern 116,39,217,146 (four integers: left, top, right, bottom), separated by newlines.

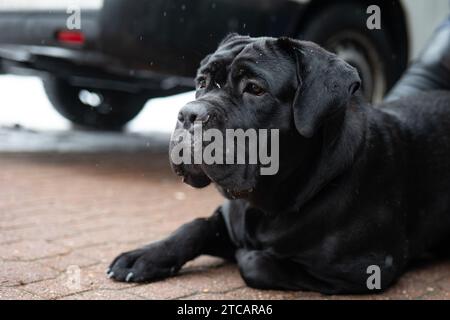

108,34,450,294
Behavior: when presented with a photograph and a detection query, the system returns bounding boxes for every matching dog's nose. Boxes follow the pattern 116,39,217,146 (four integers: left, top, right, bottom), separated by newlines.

178,102,210,129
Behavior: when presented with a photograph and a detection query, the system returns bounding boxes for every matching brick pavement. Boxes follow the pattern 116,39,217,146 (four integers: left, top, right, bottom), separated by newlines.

1,152,449,300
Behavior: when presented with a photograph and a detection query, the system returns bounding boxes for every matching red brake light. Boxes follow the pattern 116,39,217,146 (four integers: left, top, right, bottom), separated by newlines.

56,30,85,45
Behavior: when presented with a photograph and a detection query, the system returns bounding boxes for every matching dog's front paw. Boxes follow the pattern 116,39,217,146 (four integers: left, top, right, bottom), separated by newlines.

107,243,180,283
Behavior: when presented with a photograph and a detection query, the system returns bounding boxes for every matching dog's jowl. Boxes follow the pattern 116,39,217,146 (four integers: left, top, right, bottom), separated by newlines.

109,34,450,294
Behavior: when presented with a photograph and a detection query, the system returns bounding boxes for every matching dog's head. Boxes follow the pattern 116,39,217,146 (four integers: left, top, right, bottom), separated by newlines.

169,34,361,199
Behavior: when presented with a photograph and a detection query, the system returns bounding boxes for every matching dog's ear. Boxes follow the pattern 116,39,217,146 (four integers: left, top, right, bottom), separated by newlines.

277,37,361,138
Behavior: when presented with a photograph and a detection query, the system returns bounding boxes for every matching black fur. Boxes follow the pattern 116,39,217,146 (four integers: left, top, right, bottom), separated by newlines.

109,35,450,294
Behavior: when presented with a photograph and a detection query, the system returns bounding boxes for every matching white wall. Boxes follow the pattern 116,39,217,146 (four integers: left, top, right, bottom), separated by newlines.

0,0,103,11
400,0,449,59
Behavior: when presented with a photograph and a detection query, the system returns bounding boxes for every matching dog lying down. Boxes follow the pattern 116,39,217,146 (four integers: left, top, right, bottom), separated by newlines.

108,34,450,294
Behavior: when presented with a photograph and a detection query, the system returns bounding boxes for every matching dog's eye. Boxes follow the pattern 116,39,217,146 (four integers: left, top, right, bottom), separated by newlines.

197,78,208,89
244,83,265,96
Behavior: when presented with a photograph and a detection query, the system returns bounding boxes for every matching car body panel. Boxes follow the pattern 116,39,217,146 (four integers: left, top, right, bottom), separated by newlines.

0,0,448,90
99,0,304,76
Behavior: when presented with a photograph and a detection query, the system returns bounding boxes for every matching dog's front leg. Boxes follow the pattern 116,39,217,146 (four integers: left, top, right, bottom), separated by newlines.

108,208,235,283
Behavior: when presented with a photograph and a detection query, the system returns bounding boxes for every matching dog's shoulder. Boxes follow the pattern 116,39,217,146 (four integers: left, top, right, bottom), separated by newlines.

374,91,450,119
367,91,450,133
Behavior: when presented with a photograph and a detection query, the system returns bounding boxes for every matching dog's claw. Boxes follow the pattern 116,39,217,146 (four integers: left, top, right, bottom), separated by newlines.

125,272,134,282
107,271,114,279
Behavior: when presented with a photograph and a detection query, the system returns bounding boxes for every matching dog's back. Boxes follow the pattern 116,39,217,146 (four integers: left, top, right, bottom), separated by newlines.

370,91,450,254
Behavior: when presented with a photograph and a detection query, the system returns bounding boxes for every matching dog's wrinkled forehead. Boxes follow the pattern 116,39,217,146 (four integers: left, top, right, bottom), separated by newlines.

198,35,253,73
198,34,297,95
198,34,276,76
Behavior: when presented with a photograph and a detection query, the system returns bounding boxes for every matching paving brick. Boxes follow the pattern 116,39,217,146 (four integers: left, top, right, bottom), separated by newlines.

186,290,324,300
72,242,144,266
182,293,229,300
404,260,450,284
20,263,135,300
0,240,69,261
124,281,195,300
20,274,88,299
421,289,449,300
79,263,138,291
59,289,144,300
381,276,430,300
154,271,220,294
0,287,41,300
0,219,116,244
196,264,246,293
183,256,227,272
0,260,58,286
36,251,99,272
327,293,390,300
1,153,450,300
436,274,450,293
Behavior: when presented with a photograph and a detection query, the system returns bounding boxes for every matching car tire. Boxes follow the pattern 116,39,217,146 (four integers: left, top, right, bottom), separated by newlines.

298,2,399,102
42,77,149,130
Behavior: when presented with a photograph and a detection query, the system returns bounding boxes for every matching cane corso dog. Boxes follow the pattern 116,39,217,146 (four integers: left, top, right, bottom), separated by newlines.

108,34,450,294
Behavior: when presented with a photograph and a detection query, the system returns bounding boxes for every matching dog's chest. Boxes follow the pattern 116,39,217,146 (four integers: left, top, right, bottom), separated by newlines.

222,200,311,253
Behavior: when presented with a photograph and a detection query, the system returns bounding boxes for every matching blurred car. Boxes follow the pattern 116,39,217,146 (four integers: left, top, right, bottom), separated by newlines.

0,0,448,130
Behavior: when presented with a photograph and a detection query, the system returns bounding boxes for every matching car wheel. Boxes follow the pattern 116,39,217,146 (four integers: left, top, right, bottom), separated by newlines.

298,3,398,102
42,77,149,130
